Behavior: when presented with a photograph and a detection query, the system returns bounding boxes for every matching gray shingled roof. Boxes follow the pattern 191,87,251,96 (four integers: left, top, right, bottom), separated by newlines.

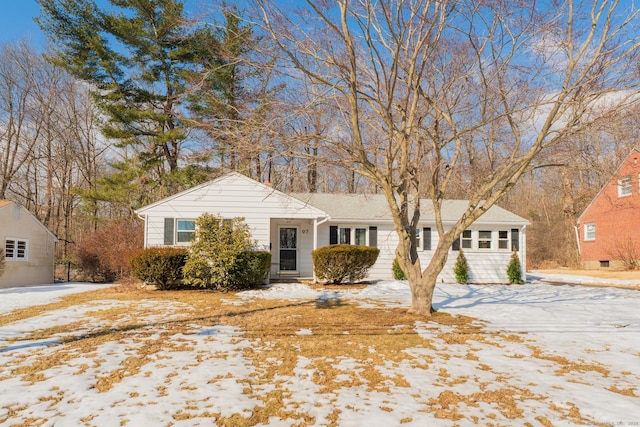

290,193,528,224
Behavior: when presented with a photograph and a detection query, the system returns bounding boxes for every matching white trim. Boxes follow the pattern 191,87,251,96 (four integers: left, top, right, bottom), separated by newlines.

618,176,632,197
175,218,196,244
278,226,299,273
5,237,28,261
584,223,596,241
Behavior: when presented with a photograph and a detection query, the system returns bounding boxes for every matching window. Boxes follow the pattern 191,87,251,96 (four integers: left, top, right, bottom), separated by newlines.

415,228,421,249
339,227,351,244
618,176,632,197
478,230,492,249
584,223,596,241
5,238,28,260
498,230,509,249
176,219,196,243
333,226,369,246
511,228,520,251
461,230,472,249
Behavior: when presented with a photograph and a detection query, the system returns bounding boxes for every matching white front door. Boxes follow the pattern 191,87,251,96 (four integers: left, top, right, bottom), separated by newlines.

279,227,298,272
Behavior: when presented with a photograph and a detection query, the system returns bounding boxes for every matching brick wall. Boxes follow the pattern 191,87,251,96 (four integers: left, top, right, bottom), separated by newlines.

579,150,640,267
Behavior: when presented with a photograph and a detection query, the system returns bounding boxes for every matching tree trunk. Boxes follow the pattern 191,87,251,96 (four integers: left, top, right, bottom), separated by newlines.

407,244,450,316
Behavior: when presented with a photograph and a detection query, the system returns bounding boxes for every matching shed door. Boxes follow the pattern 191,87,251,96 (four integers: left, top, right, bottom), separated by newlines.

279,227,298,272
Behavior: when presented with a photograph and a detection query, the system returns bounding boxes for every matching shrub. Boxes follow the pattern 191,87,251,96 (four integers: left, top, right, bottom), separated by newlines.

74,217,144,282
130,247,188,290
312,244,380,284
507,249,523,284
182,214,257,290
392,257,406,280
227,251,272,289
453,249,469,284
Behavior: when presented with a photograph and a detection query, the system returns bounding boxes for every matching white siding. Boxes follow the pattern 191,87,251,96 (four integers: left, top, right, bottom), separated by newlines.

317,222,526,284
137,173,527,285
139,173,327,249
270,219,316,277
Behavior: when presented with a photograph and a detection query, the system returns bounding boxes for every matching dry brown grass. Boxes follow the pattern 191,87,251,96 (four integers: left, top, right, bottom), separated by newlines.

0,283,622,426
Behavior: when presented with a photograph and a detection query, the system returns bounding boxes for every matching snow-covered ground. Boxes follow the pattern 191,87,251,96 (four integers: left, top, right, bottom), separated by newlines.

0,273,638,426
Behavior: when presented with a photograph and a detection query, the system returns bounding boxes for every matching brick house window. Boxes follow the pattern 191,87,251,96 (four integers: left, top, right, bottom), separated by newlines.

618,176,632,197
584,223,596,241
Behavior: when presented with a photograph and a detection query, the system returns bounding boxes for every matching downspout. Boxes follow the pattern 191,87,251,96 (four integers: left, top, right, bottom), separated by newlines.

574,224,581,256
313,215,331,282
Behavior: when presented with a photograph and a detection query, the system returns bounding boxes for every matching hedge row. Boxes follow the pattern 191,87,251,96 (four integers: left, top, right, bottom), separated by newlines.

130,247,271,291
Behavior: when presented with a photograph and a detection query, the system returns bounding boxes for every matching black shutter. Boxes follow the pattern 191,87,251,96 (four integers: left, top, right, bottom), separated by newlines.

423,227,431,250
511,228,520,251
452,236,460,251
369,226,378,247
164,218,175,245
330,226,338,245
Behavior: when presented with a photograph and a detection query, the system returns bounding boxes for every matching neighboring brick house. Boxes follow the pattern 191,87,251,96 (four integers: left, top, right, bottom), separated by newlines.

577,148,640,269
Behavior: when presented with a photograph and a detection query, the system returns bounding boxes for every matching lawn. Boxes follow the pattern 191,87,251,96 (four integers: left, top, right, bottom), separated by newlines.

0,278,639,426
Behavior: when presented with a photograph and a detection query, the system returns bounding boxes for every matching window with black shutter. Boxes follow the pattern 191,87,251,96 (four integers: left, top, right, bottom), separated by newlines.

329,226,338,245
369,226,377,247
164,218,175,245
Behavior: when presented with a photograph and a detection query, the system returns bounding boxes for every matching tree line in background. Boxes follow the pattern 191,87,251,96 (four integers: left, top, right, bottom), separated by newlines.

1,0,639,291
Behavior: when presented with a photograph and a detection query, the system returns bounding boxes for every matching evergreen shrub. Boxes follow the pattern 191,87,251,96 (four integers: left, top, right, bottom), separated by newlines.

182,214,258,290
130,247,188,290
454,249,469,284
392,257,406,280
312,244,380,284
507,249,523,284
227,251,272,289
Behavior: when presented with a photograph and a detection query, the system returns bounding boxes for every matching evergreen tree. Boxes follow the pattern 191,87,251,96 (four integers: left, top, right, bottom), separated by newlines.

36,0,216,191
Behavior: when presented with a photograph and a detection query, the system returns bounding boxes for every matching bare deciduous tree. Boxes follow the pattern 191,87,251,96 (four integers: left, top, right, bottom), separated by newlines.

255,0,640,315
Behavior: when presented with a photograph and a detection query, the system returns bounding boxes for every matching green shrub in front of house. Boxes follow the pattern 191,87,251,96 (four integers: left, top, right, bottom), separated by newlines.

182,213,260,290
129,247,188,290
454,249,469,284
312,244,380,284
227,250,272,289
392,257,406,280
507,249,523,284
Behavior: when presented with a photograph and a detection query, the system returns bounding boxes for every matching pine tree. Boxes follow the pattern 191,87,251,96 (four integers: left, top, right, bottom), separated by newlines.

36,0,216,192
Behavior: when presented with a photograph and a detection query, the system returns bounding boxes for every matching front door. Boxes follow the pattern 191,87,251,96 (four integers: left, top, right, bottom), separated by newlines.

279,227,298,272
